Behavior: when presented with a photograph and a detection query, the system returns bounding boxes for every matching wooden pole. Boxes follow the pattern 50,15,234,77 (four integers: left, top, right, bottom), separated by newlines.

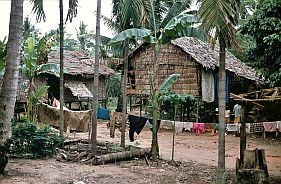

196,98,199,123
240,103,247,164
172,106,177,161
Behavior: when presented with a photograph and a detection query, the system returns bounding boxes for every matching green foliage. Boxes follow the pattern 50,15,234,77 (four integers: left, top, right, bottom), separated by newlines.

23,35,37,80
159,93,195,120
198,0,240,49
145,74,181,118
36,63,61,78
161,11,208,43
11,119,63,158
241,0,281,86
109,28,155,45
105,73,122,98
158,73,181,94
0,37,7,77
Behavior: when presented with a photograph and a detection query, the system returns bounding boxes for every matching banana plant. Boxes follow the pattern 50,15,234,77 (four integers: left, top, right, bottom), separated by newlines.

22,35,60,123
109,8,207,159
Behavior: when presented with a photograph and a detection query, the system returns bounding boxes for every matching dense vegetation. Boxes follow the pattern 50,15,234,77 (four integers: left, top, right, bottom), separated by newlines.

242,0,281,86
11,119,63,158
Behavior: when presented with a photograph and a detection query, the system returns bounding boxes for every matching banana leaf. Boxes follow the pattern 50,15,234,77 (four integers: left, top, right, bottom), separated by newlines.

109,28,155,44
158,73,180,94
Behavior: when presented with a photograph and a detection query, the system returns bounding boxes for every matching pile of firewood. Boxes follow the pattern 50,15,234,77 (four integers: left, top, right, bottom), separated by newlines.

56,139,151,165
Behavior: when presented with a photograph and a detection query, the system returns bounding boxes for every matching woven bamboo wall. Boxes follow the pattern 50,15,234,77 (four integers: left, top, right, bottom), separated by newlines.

84,78,105,99
131,43,200,96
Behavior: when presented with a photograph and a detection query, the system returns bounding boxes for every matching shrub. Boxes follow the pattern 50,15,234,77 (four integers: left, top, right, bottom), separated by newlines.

11,119,63,158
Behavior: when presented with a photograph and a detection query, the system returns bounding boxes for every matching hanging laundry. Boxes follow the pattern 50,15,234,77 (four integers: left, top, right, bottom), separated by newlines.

201,69,215,103
148,119,161,132
262,122,277,132
128,115,147,142
174,121,193,134
97,107,110,120
192,123,206,136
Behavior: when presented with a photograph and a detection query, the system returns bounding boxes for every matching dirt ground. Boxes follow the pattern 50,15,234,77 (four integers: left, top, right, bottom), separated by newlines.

1,121,281,184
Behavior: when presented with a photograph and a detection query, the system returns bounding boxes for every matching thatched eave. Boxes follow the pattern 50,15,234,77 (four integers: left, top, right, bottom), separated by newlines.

171,37,260,82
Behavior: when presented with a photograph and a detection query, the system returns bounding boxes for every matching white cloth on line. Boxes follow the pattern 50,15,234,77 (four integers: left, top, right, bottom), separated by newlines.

174,121,193,134
277,121,281,129
201,69,215,103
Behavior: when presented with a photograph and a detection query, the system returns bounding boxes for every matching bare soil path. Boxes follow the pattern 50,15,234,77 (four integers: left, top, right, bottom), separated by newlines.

1,122,281,184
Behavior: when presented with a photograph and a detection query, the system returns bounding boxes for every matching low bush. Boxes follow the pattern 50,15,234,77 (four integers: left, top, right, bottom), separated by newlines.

11,119,63,158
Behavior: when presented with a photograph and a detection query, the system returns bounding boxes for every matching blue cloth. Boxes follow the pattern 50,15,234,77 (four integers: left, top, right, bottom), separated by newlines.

97,107,110,120
214,72,230,105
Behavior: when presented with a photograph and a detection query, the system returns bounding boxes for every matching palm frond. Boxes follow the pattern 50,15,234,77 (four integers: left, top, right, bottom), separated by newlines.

160,0,191,28
66,0,78,23
30,0,46,22
198,0,240,50
101,14,119,34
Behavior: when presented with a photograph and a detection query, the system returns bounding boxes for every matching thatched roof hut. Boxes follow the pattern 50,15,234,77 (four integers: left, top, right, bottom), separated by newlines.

38,50,115,108
128,37,260,98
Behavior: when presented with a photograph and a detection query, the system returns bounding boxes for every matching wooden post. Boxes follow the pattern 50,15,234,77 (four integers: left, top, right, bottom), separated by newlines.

129,95,132,111
240,103,247,164
196,98,199,123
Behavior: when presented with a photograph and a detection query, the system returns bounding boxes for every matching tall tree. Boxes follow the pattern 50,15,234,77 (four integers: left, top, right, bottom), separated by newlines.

198,0,240,182
59,0,64,138
0,0,23,173
31,0,79,139
91,0,101,156
242,0,281,87
106,0,152,148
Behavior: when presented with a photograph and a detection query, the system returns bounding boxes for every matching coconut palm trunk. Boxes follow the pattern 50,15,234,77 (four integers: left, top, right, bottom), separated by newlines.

218,35,226,181
59,0,64,139
198,0,240,182
91,0,101,155
0,0,23,173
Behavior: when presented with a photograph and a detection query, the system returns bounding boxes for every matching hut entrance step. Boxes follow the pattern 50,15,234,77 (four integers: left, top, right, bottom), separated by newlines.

236,148,269,184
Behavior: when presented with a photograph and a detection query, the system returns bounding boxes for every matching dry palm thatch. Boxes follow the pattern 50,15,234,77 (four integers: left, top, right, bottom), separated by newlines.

171,37,259,81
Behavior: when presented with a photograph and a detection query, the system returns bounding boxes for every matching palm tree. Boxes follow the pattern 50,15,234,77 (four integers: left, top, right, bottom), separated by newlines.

104,0,152,148
91,0,101,156
59,0,64,139
198,0,240,182
0,0,23,173
32,0,79,138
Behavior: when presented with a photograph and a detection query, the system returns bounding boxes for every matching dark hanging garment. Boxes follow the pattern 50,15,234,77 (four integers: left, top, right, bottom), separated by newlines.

128,115,147,142
148,119,161,132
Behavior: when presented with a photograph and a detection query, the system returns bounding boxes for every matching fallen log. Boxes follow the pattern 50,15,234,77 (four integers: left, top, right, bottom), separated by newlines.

91,147,151,165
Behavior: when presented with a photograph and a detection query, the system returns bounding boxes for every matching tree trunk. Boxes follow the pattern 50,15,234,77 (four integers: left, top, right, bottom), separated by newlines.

0,0,23,173
218,35,226,183
240,104,246,163
59,0,64,139
151,43,159,159
91,0,101,155
27,78,33,122
120,43,129,149
93,148,151,165
150,0,160,160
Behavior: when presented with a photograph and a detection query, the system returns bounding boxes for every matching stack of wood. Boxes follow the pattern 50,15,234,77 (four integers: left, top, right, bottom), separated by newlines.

56,139,151,165
236,149,269,184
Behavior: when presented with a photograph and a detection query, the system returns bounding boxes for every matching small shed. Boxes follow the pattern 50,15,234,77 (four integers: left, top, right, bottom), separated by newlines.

38,50,115,110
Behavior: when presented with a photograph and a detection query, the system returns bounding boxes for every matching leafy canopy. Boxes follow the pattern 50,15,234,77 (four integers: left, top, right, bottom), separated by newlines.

241,0,281,86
